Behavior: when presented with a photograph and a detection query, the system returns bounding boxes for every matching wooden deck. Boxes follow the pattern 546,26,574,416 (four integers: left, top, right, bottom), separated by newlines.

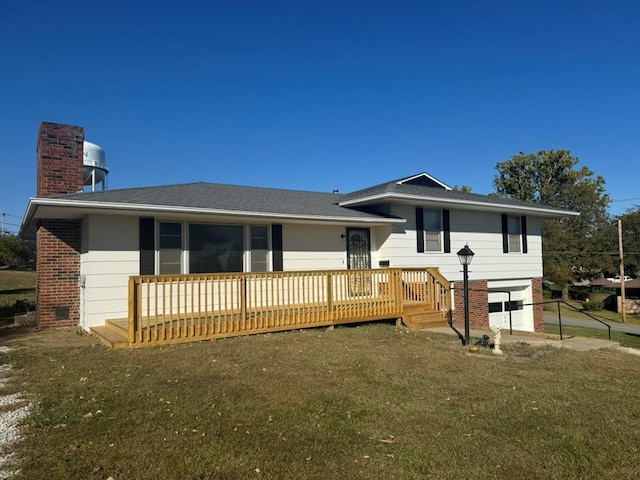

91,267,451,349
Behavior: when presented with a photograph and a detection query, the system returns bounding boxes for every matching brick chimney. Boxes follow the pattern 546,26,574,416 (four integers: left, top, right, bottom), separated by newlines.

37,122,84,196
35,122,85,329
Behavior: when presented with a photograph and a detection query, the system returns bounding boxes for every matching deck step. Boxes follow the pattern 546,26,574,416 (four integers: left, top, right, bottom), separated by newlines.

104,318,128,337
403,310,449,330
91,326,129,349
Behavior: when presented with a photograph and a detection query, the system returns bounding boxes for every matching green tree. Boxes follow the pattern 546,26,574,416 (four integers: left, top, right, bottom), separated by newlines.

0,234,35,269
617,206,640,277
493,150,611,297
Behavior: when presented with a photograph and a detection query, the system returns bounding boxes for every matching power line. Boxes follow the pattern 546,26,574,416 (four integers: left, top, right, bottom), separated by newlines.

612,197,640,203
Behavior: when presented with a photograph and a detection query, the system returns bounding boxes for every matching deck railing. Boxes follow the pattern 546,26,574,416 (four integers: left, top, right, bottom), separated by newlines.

128,267,450,346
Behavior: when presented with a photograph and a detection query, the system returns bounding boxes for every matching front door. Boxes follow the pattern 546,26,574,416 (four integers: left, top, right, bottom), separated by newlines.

346,228,371,269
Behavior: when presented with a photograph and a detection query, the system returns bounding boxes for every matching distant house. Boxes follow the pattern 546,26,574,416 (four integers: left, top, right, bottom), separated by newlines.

590,278,640,314
20,122,577,346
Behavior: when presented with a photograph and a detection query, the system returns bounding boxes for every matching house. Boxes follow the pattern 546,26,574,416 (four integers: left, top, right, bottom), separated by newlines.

20,122,577,346
589,278,640,314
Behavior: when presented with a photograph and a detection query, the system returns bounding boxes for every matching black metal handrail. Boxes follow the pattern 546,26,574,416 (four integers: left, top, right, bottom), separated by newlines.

538,300,612,341
454,286,613,341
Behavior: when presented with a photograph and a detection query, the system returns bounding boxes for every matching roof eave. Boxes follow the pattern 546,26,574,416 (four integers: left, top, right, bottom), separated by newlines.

339,192,579,218
20,198,406,235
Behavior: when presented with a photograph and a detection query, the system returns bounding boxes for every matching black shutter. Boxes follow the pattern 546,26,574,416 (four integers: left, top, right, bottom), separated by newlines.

139,217,155,275
443,209,451,253
521,216,528,254
501,214,509,253
416,207,424,253
272,224,283,271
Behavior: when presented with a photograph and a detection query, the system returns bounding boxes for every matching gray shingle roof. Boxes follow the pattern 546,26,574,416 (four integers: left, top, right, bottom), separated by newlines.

40,173,576,221
55,182,389,220
341,180,574,215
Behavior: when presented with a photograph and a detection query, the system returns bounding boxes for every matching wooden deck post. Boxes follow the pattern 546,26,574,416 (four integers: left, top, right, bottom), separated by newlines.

240,277,247,329
327,273,333,322
127,277,136,345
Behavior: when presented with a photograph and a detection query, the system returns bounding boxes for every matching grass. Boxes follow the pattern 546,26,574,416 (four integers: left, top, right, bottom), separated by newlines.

2,324,640,479
0,269,35,322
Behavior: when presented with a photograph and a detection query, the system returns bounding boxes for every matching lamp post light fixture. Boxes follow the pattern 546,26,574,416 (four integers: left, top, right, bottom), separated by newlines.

457,244,475,346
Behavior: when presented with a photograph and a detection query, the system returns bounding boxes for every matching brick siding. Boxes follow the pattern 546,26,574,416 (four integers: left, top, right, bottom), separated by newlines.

35,122,85,329
36,220,81,328
451,279,489,330
532,277,544,332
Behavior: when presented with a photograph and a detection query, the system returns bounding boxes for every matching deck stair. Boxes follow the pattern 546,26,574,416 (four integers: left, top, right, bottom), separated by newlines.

91,319,128,349
402,301,449,329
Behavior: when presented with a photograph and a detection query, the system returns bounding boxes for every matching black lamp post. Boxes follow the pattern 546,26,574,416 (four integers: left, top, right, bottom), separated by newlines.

457,244,475,346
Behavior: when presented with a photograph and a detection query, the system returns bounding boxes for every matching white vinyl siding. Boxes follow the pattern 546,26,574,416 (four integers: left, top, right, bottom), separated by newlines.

376,205,543,282
80,215,140,329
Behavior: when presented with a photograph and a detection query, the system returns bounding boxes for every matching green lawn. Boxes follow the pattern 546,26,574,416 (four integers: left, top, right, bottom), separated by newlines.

0,269,35,321
544,322,640,348
2,323,640,480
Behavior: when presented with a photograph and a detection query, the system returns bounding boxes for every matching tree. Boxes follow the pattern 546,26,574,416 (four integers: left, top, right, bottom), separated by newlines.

0,234,35,269
616,206,640,277
493,150,611,297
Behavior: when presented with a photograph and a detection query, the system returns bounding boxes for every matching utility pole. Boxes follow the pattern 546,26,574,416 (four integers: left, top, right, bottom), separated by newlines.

619,219,627,323
1,212,5,236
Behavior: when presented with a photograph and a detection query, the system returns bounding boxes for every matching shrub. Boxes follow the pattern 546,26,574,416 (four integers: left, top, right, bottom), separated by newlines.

570,286,590,301
583,300,604,311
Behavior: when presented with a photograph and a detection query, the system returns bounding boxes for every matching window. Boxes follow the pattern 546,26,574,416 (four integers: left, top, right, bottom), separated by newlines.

416,208,450,253
250,225,269,272
502,214,527,254
159,222,182,274
189,224,244,273
507,215,521,253
151,221,274,274
504,300,524,311
424,210,442,252
488,302,503,313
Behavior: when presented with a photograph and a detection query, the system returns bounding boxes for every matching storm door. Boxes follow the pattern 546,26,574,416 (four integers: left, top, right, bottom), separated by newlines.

346,228,371,269
346,228,371,296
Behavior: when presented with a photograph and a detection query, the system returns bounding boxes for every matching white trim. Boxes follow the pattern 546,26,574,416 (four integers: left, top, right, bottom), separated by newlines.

397,172,452,190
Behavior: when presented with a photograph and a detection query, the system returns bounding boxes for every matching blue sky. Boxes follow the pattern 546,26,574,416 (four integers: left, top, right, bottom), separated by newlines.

1,0,639,234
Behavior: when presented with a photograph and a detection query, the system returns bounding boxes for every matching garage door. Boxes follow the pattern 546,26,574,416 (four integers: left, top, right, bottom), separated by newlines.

488,288,532,332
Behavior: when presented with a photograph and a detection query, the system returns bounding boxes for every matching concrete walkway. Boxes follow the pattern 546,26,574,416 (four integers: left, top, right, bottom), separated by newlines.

427,326,640,355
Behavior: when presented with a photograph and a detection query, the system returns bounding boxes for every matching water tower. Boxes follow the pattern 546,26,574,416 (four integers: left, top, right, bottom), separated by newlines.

83,141,109,191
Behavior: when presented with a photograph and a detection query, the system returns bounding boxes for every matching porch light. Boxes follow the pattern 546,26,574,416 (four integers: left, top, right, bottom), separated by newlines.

457,244,474,346
457,244,475,266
